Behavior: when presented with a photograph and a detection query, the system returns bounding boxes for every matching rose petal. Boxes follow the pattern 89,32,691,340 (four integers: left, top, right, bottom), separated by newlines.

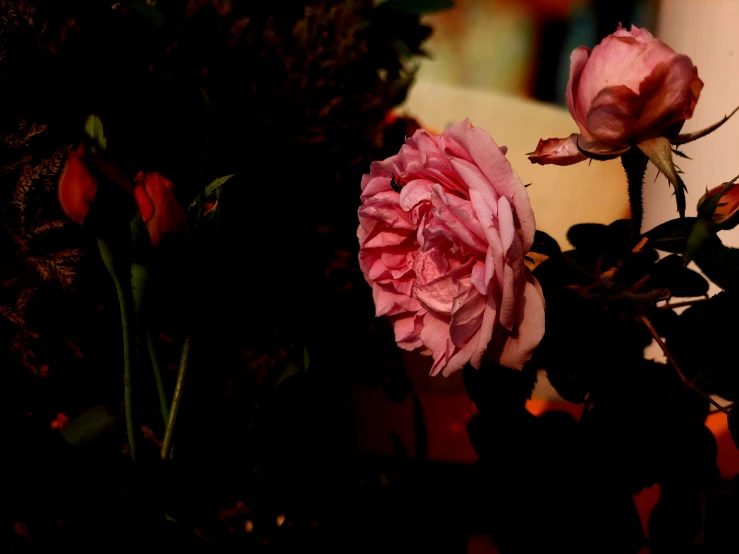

565,46,592,137
421,312,453,376
449,284,486,347
441,331,481,377
498,276,546,370
443,119,515,198
470,292,498,369
363,228,412,248
528,134,588,166
497,196,515,253
578,31,677,117
430,184,488,252
372,282,421,317
586,56,701,145
399,179,435,211
511,172,536,253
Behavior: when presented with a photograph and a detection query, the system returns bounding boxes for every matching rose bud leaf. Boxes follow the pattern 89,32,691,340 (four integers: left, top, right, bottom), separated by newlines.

671,105,739,146
637,137,687,218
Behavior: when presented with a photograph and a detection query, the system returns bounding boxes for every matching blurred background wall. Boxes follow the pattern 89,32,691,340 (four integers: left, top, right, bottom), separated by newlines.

413,0,658,103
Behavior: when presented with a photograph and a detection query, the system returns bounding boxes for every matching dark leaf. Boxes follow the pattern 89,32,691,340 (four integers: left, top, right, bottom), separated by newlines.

648,489,703,549
412,392,428,461
649,254,709,298
644,217,698,254
704,481,739,549
530,230,561,258
695,242,739,290
566,223,608,251
729,403,739,452
390,431,409,459
378,0,455,15
120,0,165,27
665,289,739,398
61,405,116,447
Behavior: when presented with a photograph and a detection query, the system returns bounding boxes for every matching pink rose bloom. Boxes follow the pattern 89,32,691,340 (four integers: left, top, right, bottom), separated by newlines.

358,119,545,377
529,24,703,166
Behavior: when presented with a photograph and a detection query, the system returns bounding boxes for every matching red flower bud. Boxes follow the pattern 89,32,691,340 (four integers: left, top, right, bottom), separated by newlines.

58,144,98,225
132,172,187,247
697,178,739,230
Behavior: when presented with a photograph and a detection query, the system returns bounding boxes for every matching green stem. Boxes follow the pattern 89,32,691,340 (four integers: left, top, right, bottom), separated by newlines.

147,331,170,426
161,337,191,460
621,148,649,236
98,237,138,462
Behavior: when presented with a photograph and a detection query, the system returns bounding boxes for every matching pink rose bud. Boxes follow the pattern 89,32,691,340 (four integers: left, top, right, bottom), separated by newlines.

529,24,703,165
58,144,98,225
133,172,187,247
358,119,545,377
697,178,739,230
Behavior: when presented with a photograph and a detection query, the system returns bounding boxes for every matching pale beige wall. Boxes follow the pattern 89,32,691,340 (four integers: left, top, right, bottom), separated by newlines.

643,0,739,251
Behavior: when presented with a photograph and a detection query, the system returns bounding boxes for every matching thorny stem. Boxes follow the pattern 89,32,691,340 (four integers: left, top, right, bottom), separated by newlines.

621,148,649,236
161,337,191,460
639,310,733,417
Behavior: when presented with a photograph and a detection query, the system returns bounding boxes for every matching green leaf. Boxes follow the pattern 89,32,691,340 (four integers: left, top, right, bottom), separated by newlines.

205,174,235,198
61,405,116,447
131,261,150,318
530,230,561,258
120,0,165,27
303,345,310,372
644,217,698,254
637,137,687,218
274,362,301,387
378,0,455,15
683,217,715,264
84,115,107,151
188,174,235,214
